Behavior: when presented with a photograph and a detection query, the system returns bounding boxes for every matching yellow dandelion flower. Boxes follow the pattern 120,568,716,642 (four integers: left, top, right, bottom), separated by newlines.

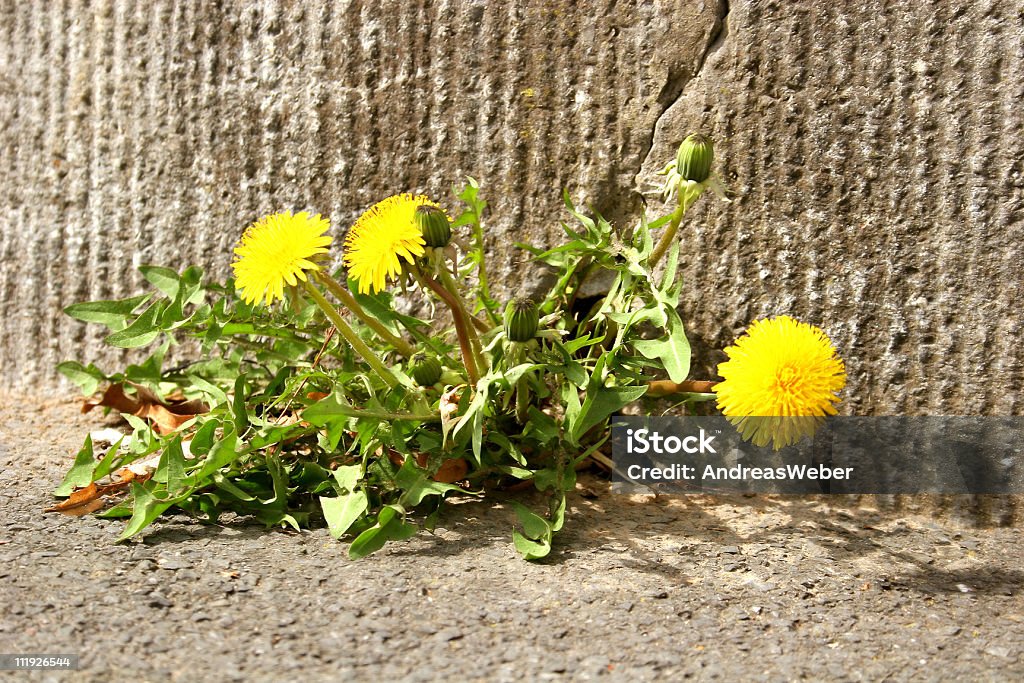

716,316,846,450
231,211,332,306
343,194,444,294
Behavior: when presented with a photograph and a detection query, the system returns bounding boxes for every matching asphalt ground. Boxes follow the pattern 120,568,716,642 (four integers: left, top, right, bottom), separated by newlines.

1,396,1022,682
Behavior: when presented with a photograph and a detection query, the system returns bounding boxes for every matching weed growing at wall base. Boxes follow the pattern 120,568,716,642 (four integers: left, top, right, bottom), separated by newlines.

52,137,846,559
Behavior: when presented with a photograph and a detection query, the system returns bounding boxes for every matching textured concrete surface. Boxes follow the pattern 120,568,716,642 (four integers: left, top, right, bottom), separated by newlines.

639,1,1024,416
0,0,723,384
2,0,1024,538
2,397,1023,681
1,1,1021,417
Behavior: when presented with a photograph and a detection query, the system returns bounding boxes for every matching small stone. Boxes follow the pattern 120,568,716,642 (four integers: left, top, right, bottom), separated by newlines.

147,592,172,608
433,628,463,642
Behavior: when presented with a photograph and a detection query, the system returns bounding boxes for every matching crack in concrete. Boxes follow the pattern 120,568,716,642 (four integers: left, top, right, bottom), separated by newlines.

635,0,731,193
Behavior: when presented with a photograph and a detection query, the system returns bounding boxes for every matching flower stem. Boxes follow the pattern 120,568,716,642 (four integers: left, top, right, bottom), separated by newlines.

648,185,703,269
413,267,484,385
437,267,486,360
315,272,417,357
512,343,530,423
465,203,501,326
645,379,718,397
301,279,401,389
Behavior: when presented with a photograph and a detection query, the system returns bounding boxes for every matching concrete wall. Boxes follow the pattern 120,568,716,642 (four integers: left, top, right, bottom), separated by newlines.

2,0,1021,424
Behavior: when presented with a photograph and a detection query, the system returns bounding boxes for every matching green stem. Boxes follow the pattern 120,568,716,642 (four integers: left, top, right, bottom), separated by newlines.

514,345,530,424
301,279,400,389
317,406,442,422
316,272,417,357
648,186,704,269
648,203,686,269
415,267,485,385
471,215,501,326
437,267,487,359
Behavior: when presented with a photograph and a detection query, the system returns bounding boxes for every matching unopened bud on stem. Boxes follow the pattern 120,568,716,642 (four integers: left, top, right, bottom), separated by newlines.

676,133,714,183
504,298,539,342
410,353,443,387
415,205,452,248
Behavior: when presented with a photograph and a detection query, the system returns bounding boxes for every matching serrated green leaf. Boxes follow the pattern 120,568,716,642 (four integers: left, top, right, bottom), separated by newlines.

562,334,602,354
573,384,648,443
139,264,181,299
320,489,369,540
124,342,168,385
155,437,188,495
104,300,166,348
97,498,135,518
180,266,205,305
193,428,239,481
534,465,576,494
212,472,256,501
348,505,417,559
64,294,151,330
263,453,290,506
93,438,125,481
118,482,176,541
633,309,691,383
523,407,560,444
561,383,582,444
53,436,95,496
512,529,551,560
332,465,362,493
511,501,551,540
502,363,541,385
186,375,229,407
496,464,535,479
189,419,220,456
57,361,106,395
550,494,567,532
395,457,463,507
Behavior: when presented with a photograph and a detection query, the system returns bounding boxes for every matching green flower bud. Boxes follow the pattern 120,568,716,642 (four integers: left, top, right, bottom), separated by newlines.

504,298,539,342
676,133,714,183
415,205,452,248
410,353,443,387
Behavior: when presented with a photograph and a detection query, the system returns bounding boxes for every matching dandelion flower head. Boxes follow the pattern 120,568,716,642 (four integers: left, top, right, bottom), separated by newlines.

343,194,446,294
716,316,846,450
232,211,332,306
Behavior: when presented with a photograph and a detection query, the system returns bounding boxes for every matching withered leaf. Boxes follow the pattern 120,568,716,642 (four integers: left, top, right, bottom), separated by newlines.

431,457,469,484
44,483,104,515
83,382,209,435
45,470,152,515
409,452,469,484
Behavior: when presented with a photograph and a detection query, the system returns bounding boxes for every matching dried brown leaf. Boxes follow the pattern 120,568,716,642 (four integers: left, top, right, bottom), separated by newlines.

431,457,469,484
83,382,208,434
44,483,103,515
